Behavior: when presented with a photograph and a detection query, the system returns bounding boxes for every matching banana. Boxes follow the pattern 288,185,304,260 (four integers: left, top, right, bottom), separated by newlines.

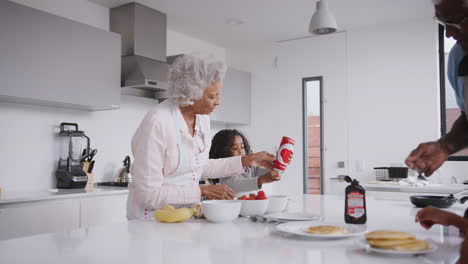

163,204,175,210
154,205,194,223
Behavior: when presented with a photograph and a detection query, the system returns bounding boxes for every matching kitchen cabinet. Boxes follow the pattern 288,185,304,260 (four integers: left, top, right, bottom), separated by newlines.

211,67,251,125
80,195,128,228
0,0,121,110
0,192,128,240
0,199,80,240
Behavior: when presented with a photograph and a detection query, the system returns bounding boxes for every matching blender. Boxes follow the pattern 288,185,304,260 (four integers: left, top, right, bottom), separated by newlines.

56,122,90,189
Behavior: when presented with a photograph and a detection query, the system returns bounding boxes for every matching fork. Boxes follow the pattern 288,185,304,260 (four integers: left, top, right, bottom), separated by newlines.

246,215,286,224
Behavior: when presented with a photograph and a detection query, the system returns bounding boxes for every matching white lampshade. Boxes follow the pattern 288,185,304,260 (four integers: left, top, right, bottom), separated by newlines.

309,0,338,35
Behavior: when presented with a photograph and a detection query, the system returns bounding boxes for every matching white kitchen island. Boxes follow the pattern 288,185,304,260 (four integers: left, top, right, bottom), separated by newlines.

0,195,464,264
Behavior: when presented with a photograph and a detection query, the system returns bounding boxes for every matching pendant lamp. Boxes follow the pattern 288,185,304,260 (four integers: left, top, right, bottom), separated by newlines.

309,0,338,35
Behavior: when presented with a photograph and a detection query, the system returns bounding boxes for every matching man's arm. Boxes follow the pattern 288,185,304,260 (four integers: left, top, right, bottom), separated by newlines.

438,112,468,154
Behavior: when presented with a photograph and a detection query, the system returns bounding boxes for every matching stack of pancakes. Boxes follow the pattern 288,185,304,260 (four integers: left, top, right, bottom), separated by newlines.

365,230,429,251
306,225,348,235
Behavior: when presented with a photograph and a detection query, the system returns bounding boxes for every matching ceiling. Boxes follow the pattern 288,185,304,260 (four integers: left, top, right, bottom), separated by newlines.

89,0,434,49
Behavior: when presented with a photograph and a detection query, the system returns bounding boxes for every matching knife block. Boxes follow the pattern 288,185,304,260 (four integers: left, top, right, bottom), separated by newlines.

82,162,94,190
85,172,94,191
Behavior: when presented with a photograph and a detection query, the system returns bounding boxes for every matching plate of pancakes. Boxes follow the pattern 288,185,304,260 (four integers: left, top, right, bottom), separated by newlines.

356,230,437,255
276,221,367,238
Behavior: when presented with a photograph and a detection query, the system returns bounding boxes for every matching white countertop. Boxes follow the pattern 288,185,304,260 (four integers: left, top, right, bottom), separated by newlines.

364,182,468,194
0,186,128,204
0,194,464,264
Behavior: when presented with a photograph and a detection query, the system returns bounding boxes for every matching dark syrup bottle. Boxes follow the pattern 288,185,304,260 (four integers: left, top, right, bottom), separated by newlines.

344,176,367,224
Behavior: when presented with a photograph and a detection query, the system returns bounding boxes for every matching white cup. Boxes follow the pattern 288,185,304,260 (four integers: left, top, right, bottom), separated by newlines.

265,195,288,214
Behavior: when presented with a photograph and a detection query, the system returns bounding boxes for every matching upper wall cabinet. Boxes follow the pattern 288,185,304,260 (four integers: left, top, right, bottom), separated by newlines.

211,67,251,125
0,1,121,110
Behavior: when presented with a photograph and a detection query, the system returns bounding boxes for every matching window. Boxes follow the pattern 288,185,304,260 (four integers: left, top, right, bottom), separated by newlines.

439,25,468,160
302,77,323,194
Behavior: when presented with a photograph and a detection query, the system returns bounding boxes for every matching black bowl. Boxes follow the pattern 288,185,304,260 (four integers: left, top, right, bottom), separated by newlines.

409,195,456,208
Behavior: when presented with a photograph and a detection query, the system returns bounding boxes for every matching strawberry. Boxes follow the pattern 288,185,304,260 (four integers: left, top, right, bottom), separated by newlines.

249,193,257,199
239,195,247,200
256,190,267,200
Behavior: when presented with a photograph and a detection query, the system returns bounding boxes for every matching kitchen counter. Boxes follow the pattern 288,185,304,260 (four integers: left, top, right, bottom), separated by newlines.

364,182,467,194
0,186,128,204
0,194,463,264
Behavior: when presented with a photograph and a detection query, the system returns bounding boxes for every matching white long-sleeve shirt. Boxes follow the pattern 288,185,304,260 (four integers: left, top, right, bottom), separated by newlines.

127,99,244,219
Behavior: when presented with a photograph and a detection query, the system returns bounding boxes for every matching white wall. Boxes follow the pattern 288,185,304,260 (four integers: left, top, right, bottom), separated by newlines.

0,96,155,190
4,0,461,194
227,18,442,196
346,20,439,180
167,30,226,61
227,33,348,196
0,0,227,191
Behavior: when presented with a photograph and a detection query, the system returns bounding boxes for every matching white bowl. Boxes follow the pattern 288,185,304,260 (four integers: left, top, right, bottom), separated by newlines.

202,200,241,223
239,199,268,216
265,195,288,214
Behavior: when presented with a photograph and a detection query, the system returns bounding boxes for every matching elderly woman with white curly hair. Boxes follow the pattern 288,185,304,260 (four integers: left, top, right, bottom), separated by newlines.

127,54,275,220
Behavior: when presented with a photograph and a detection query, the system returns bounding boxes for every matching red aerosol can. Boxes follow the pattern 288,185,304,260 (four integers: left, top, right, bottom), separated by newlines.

273,136,295,173
344,176,367,224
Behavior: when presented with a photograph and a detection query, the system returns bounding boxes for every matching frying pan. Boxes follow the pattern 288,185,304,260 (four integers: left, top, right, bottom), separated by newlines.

410,188,468,208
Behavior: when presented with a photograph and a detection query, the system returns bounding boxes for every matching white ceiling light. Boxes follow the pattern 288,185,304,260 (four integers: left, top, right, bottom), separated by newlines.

309,0,338,35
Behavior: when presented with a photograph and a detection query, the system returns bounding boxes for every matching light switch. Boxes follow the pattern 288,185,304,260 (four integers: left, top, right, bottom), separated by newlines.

337,161,345,168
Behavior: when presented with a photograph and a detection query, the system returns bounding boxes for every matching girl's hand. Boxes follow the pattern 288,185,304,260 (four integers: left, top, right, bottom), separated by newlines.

241,151,276,168
415,206,458,229
200,184,236,200
458,234,468,264
258,171,281,186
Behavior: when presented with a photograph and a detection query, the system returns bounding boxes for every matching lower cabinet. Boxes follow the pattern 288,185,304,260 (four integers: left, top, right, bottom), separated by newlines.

0,199,80,240
0,194,128,240
80,195,128,228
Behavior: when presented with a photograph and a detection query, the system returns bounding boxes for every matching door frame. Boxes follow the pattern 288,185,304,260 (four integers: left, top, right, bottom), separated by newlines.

302,76,324,194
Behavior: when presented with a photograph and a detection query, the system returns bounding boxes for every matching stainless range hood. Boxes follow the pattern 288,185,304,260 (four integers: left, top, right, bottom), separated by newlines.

110,3,169,94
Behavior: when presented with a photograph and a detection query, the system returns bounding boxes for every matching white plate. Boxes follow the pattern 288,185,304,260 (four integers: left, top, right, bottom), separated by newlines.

266,212,321,221
276,221,367,239
355,237,438,255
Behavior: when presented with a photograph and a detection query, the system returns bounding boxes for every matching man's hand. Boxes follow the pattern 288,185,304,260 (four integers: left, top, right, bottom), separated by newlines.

200,184,236,200
405,141,449,176
258,170,281,186
241,151,276,169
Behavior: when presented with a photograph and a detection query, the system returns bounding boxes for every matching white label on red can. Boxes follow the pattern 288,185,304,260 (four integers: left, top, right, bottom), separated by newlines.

278,143,294,164
347,191,365,219
274,144,294,172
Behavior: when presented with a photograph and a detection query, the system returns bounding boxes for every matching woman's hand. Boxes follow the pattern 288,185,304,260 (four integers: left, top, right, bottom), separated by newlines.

241,151,276,168
200,184,237,200
258,170,281,186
